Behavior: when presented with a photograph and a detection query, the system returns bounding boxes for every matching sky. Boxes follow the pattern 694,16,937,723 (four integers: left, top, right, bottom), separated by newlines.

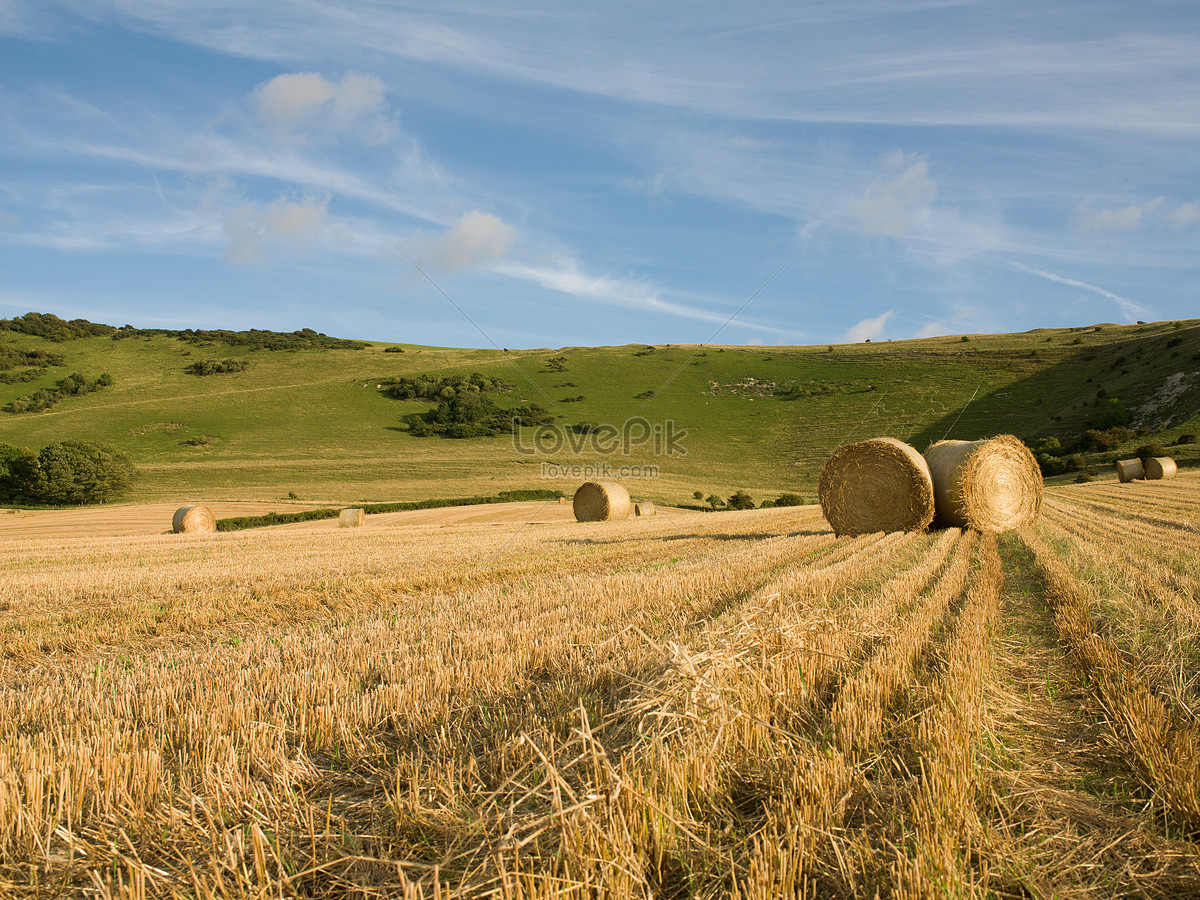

0,1,1197,348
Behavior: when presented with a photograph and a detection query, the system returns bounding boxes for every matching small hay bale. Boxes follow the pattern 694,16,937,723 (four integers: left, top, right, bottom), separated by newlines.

634,500,656,517
1144,457,1177,480
339,508,365,527
573,481,632,522
172,504,216,534
1115,458,1145,483
924,435,1043,532
818,437,935,536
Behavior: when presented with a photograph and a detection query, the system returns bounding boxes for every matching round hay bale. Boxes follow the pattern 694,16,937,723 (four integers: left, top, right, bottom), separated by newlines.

172,504,216,534
1144,457,1177,480
818,437,935,536
573,481,632,522
634,500,656,517
339,508,366,527
1115,458,1145,483
923,436,1043,532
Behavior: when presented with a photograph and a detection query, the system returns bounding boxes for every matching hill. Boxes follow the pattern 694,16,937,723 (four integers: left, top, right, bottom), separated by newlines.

2,314,1198,505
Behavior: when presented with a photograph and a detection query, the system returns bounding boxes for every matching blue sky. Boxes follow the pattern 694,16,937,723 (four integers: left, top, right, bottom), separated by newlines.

0,1,1197,348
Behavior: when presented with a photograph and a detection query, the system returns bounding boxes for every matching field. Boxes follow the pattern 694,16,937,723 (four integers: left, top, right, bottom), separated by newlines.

3,318,1199,504
3,475,1198,898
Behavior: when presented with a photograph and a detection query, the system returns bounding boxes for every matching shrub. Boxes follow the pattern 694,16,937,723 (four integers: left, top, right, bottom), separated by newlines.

1174,433,1197,445
1074,473,1095,483
774,492,805,507
693,490,704,500
1135,443,1166,463
706,494,725,510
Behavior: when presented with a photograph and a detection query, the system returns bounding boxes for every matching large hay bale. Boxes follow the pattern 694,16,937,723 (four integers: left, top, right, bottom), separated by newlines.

339,508,365,527
1144,457,1177,480
818,437,935,536
573,481,632,521
923,435,1043,532
1115,458,1145,483
634,500,656,517
172,504,216,534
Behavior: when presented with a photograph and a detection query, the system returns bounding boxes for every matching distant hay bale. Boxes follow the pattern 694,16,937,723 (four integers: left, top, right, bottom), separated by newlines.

172,504,216,534
1144,457,1177,480
634,500,656,517
573,481,632,522
818,437,935,536
1115,458,1145,483
923,436,1043,532
339,508,365,527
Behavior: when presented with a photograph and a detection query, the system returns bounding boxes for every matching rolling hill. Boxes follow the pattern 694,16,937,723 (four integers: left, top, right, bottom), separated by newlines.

2,314,1198,506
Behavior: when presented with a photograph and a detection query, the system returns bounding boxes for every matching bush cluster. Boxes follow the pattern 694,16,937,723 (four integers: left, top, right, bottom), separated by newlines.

215,490,563,532
0,440,134,505
0,312,115,341
0,346,66,383
184,359,249,376
113,325,367,351
6,372,112,413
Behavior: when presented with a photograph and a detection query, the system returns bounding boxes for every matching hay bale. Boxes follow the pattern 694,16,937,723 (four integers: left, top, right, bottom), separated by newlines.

1115,458,1145,483
172,504,216,534
818,437,935,536
1144,457,1177,480
339,508,365,528
573,481,632,521
923,436,1043,532
634,500,656,517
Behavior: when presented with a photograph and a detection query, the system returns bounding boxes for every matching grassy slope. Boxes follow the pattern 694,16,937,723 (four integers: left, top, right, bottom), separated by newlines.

1,319,1198,505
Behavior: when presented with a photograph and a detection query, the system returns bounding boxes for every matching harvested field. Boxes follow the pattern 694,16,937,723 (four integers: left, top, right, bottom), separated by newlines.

1,475,1198,897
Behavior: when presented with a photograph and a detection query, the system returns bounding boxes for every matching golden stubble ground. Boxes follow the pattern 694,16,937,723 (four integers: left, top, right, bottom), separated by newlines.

1,476,1198,898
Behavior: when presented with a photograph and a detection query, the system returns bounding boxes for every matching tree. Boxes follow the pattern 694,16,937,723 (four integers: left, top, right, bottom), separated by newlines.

35,440,134,504
774,493,805,507
706,494,725,510
726,490,755,510
693,490,704,500
0,443,39,502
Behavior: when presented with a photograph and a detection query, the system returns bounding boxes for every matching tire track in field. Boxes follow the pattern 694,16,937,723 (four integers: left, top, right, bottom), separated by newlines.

979,534,1200,897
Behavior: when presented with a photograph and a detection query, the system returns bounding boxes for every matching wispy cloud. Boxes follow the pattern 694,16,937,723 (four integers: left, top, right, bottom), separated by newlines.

1074,197,1163,233
1012,262,1152,321
223,194,329,265
494,256,778,332
1169,202,1199,229
850,153,936,238
841,310,894,343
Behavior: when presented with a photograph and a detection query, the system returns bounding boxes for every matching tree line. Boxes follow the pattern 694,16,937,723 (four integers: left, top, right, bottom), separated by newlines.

0,440,134,505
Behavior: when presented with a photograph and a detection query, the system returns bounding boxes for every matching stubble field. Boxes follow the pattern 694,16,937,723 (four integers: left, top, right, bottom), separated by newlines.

1,475,1198,898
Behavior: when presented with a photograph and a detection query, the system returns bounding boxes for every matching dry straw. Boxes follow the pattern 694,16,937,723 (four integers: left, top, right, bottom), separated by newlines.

1144,457,1177,480
573,481,632,521
634,500,656,517
172,504,216,534
339,508,366,528
1115,458,1145,483
923,435,1043,532
818,437,935,536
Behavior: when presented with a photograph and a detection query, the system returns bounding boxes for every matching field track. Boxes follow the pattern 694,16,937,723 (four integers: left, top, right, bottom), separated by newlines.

1,474,1198,897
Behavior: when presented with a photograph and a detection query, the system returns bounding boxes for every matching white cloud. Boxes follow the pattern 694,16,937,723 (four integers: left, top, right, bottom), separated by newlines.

1075,197,1163,233
223,194,329,265
849,152,936,237
1012,262,1152,321
1169,202,1199,229
428,210,516,272
494,256,777,332
842,310,894,342
251,72,395,145
913,321,948,339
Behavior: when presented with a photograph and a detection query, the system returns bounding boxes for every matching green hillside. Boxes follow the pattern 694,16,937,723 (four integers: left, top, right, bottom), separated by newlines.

2,315,1198,506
